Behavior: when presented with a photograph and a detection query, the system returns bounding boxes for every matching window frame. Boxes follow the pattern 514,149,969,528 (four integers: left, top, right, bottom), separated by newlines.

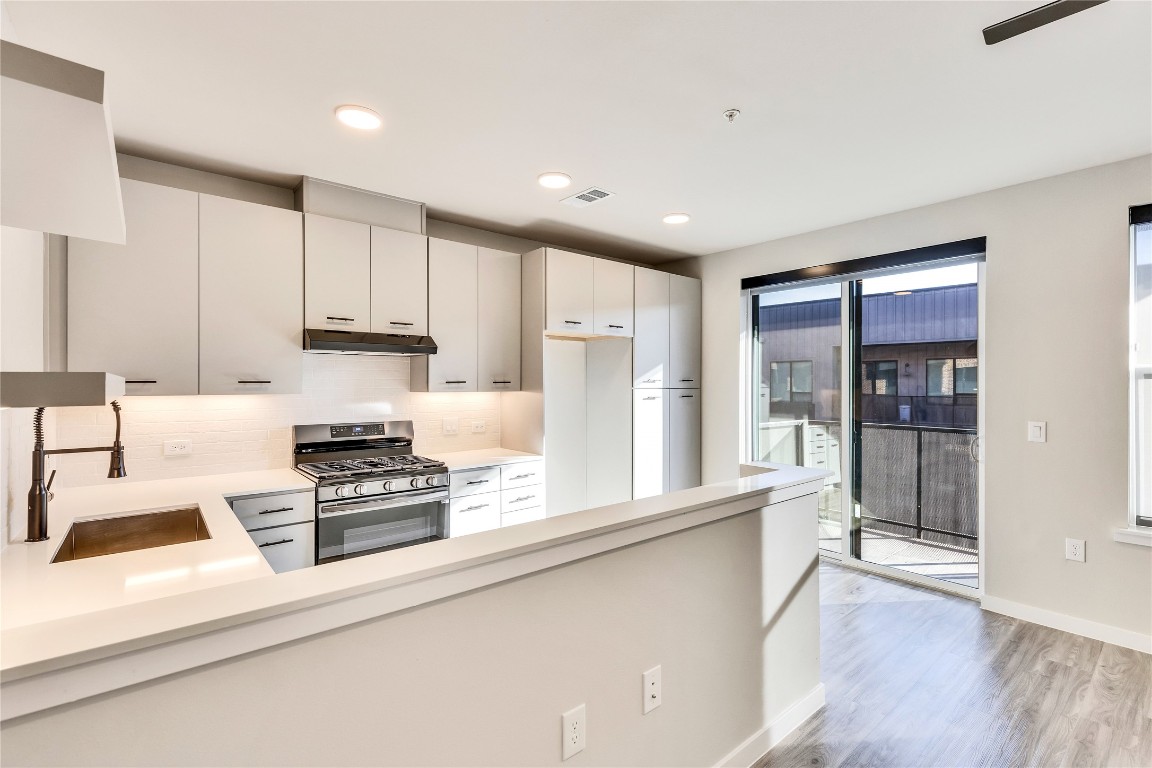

862,359,899,396
767,359,814,403
1130,206,1152,530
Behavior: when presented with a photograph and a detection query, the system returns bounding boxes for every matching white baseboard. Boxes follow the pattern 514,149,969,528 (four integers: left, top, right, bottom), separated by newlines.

981,595,1152,654
714,683,826,768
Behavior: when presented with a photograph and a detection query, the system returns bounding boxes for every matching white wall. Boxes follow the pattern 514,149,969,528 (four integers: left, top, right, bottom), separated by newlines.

681,155,1152,638
49,354,502,490
0,494,821,767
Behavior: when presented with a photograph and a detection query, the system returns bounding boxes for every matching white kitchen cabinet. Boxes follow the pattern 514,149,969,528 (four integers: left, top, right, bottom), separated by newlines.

230,489,314,531
304,214,370,332
501,507,546,527
545,249,594,335
414,238,478,392
634,267,670,389
477,247,521,391
248,521,315,574
68,178,199,396
633,389,668,499
449,492,501,537
500,460,544,489
668,389,701,491
449,466,501,497
592,258,634,337
669,274,702,389
501,485,545,514
370,225,428,336
199,194,303,395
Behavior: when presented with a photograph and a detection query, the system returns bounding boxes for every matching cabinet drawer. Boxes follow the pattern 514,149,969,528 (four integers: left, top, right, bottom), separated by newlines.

500,461,544,489
501,485,545,514
249,521,314,573
449,466,501,497
449,492,501,537
230,490,313,531
502,506,546,527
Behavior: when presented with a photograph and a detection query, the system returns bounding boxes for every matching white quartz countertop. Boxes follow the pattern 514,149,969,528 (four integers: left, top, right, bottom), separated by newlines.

426,448,542,471
1,461,829,693
0,468,312,631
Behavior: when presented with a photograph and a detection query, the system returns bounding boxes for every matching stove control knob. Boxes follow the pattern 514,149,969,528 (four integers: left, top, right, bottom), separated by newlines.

425,476,437,487
335,485,351,498
382,480,394,492
410,477,421,489
354,483,367,496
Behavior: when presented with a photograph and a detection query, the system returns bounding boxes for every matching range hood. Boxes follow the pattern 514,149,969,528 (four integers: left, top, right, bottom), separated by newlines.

303,328,438,356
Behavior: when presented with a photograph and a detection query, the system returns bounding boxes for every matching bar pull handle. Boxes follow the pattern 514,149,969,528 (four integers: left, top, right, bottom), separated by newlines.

680,379,695,382
326,316,355,322
643,396,658,401
444,380,467,384
238,380,271,384
509,473,534,480
461,504,489,512
492,380,512,385
466,480,490,485
642,379,659,383
511,496,535,504
258,538,294,548
126,380,158,384
389,321,414,326
607,324,624,329
258,507,293,515
564,320,583,325
681,394,694,398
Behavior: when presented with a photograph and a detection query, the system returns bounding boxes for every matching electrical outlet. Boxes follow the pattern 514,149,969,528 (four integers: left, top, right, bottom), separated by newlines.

1065,538,1085,562
643,665,662,714
442,417,459,436
471,419,486,434
561,704,586,760
163,439,191,456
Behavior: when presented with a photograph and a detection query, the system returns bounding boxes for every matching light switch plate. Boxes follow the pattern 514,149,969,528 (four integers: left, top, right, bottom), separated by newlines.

1027,421,1047,443
442,417,459,436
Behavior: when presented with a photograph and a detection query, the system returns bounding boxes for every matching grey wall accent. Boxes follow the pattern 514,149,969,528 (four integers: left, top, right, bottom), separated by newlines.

0,40,103,103
0,497,821,767
116,154,295,209
296,176,424,234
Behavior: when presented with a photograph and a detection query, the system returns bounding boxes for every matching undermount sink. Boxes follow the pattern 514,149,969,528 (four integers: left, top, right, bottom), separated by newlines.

51,505,211,563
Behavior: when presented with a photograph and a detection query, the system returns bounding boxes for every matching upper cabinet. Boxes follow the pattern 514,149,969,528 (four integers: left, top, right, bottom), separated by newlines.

634,267,670,388
668,274,702,388
545,249,594,335
304,214,370,332
199,194,303,395
371,226,428,336
478,247,521,391
68,178,200,396
412,240,521,393
592,259,635,337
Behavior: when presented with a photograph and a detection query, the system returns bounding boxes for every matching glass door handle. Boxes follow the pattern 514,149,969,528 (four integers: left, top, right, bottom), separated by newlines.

969,436,980,462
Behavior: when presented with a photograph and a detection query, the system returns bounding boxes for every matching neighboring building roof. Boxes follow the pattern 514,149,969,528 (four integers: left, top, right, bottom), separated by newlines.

759,283,977,344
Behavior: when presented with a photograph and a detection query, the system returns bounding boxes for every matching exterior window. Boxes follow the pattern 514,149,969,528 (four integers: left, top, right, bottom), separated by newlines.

1132,209,1151,528
863,361,898,395
768,361,813,402
928,358,977,396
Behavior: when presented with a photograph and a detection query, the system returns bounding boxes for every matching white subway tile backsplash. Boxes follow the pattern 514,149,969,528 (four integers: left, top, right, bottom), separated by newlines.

52,354,503,487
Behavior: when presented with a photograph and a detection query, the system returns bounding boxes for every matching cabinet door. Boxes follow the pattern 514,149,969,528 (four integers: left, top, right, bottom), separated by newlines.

634,267,670,388
199,194,303,395
68,179,199,396
304,214,370,332
668,389,701,491
633,389,668,499
370,226,428,335
669,275,701,388
249,521,314,573
545,249,594,334
426,238,477,391
477,247,521,391
593,259,634,337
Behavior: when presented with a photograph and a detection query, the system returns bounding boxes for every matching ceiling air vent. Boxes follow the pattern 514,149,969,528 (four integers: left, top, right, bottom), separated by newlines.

561,187,615,208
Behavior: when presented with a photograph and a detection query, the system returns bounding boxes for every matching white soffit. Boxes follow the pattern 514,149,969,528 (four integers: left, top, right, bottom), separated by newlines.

3,1,1149,262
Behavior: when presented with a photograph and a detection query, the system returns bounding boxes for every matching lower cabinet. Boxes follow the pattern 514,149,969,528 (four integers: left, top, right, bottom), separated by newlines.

633,388,702,498
447,460,545,537
228,489,315,573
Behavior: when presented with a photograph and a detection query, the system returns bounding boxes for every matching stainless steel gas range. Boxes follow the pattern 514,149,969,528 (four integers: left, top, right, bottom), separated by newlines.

293,420,448,564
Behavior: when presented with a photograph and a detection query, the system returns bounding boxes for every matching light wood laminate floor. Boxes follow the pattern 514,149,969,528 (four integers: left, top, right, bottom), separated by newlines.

758,562,1152,768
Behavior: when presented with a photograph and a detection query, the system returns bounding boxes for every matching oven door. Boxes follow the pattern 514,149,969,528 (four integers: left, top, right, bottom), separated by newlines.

317,488,448,564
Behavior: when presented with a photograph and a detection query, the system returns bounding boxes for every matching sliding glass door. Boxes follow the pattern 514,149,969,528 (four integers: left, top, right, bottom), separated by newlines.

748,244,984,592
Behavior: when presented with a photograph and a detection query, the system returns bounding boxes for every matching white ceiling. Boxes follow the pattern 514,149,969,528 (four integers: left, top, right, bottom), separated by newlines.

5,1,1150,263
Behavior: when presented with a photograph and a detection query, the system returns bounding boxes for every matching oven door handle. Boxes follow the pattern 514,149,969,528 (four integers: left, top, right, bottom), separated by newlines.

319,489,449,518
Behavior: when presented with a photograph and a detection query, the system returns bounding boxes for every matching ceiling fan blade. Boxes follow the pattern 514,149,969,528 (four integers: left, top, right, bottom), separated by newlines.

983,0,1109,45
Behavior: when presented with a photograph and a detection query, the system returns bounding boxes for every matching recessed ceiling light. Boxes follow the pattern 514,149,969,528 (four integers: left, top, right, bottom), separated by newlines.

335,105,382,130
538,172,572,189
663,213,691,225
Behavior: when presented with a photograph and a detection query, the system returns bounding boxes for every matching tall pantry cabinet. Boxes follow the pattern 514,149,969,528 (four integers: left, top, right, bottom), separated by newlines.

632,267,702,498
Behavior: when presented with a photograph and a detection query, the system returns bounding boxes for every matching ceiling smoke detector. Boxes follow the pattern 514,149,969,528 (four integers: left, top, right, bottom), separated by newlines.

561,187,615,208
723,108,741,123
